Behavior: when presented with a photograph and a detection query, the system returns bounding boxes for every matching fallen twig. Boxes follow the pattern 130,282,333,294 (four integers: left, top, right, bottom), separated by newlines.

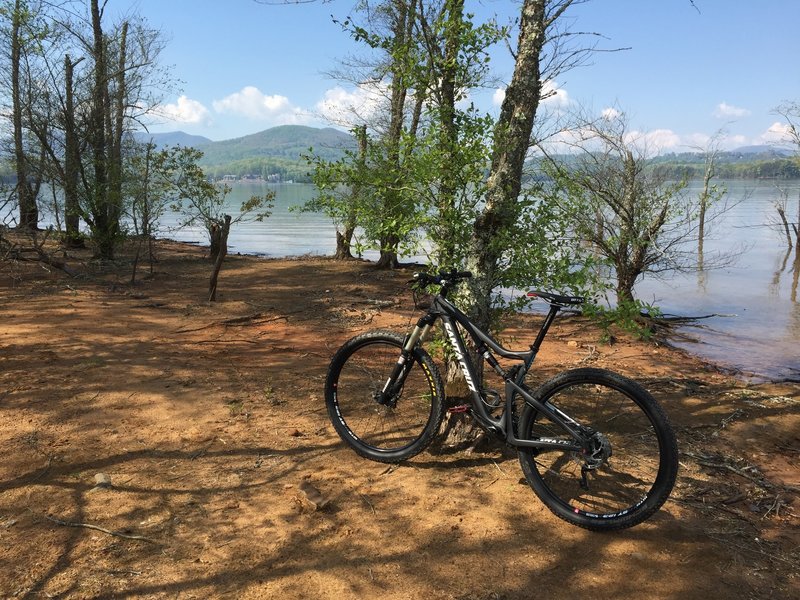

172,312,293,334
683,451,800,493
359,493,376,515
42,514,160,544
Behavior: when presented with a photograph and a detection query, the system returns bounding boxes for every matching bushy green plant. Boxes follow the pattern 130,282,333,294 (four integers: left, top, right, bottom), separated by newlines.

582,298,663,343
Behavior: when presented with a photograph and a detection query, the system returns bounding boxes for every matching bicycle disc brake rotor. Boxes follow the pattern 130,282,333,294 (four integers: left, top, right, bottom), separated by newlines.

587,431,612,469
571,431,612,470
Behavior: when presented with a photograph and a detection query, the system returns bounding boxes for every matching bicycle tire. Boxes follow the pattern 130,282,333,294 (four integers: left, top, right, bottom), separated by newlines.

517,367,678,531
325,331,446,463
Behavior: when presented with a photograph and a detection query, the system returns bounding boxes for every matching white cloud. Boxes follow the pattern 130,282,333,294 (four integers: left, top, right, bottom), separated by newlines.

757,121,793,145
541,80,570,111
315,84,387,127
492,80,570,112
722,133,748,149
492,87,505,107
601,107,621,121
713,102,751,119
213,86,309,124
624,128,682,153
158,95,211,125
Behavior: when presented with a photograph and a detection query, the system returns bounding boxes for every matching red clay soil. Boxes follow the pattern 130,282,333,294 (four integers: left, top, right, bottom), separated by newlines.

0,239,797,599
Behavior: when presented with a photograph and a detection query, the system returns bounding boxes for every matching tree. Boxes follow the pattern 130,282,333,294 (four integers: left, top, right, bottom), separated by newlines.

32,0,169,259
693,131,727,265
468,0,573,327
62,52,84,246
304,125,368,260
312,0,508,273
310,0,433,268
772,102,800,250
414,0,503,271
3,0,45,230
124,139,172,280
544,110,733,306
772,101,800,301
159,146,273,300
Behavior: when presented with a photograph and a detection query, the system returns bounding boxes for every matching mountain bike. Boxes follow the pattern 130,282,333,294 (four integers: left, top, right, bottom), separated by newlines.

324,271,679,531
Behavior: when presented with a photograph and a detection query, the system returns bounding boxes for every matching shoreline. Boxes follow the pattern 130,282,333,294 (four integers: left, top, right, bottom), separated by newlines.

159,236,797,385
3,229,794,385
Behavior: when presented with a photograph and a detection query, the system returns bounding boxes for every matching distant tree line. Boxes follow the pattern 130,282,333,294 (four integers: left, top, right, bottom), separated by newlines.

200,157,313,183
651,157,800,180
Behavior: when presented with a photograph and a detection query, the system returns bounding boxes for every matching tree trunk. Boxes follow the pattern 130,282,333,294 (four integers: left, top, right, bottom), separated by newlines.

616,277,636,306
209,222,222,262
88,0,110,258
467,0,550,332
776,204,793,250
791,243,800,303
435,0,463,271
375,0,416,271
334,227,356,260
446,0,567,450
106,21,128,252
63,54,84,247
11,0,38,231
209,215,232,302
698,159,714,260
376,233,401,269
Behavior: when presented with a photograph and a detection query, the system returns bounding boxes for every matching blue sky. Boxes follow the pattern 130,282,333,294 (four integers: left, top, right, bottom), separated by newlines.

118,0,800,152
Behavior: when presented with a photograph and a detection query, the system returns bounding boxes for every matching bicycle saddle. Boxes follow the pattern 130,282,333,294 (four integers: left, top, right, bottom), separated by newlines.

526,291,585,307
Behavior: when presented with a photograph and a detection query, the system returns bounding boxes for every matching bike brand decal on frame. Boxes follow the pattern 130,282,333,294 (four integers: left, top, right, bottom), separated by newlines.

443,322,478,393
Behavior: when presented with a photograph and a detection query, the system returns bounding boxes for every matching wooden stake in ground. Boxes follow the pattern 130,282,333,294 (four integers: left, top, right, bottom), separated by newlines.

208,214,231,302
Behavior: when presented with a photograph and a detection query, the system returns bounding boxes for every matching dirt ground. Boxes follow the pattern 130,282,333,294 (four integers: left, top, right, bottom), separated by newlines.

0,238,798,600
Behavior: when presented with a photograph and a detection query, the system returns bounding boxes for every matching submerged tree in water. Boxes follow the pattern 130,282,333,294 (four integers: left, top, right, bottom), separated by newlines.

543,110,736,306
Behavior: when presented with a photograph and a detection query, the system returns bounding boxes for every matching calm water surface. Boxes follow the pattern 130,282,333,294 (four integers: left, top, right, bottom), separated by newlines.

157,180,798,382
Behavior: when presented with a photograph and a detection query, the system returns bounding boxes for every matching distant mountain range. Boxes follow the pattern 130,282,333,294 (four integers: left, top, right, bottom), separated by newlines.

134,125,354,163
729,145,793,157
651,145,794,163
130,127,797,182
133,125,356,182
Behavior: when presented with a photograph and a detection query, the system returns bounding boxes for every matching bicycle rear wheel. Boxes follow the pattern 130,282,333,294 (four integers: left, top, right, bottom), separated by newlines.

518,368,678,531
325,331,445,463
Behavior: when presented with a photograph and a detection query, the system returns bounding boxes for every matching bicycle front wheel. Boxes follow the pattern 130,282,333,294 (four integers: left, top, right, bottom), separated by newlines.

325,331,445,463
518,368,678,531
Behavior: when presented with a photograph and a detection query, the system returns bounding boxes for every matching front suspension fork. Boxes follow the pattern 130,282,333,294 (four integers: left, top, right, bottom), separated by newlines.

376,318,435,407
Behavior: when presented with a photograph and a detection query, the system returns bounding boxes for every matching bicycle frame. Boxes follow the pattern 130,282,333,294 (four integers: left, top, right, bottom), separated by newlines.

394,292,590,454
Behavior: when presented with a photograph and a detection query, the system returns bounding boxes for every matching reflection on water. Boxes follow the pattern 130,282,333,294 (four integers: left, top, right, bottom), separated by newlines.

634,180,800,381
5,180,800,381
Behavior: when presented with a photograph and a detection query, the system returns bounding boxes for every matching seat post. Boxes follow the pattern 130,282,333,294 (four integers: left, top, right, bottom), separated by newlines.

530,304,560,356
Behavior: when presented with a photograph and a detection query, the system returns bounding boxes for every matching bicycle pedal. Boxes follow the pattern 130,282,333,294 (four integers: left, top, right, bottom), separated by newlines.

447,404,470,414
